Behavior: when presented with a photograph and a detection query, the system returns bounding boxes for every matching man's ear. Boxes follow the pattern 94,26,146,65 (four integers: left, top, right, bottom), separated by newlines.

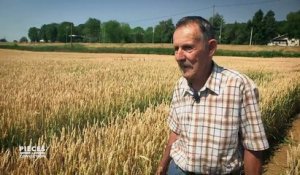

208,39,217,57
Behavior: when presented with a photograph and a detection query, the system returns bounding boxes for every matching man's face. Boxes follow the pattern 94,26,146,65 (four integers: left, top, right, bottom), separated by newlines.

173,23,212,82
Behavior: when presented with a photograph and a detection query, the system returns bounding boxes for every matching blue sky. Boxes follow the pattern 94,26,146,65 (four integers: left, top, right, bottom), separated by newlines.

0,0,299,41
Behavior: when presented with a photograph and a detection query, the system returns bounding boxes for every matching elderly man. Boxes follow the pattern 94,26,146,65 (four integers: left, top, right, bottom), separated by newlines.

156,16,269,175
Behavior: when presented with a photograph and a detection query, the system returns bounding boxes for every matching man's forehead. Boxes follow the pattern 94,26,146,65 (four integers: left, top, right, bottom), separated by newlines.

175,22,202,32
174,24,203,41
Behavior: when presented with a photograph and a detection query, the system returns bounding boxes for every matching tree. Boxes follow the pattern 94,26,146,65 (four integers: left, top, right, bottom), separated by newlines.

276,20,287,36
223,22,248,44
40,25,48,42
247,9,279,45
19,36,28,43
103,20,122,43
132,27,144,43
235,23,249,44
263,10,277,44
45,23,58,42
286,10,300,38
251,9,265,44
28,27,40,42
36,23,58,42
223,23,238,44
83,18,101,42
57,22,73,43
154,19,174,43
120,23,132,43
209,13,225,43
0,38,7,42
144,27,154,43
74,24,85,42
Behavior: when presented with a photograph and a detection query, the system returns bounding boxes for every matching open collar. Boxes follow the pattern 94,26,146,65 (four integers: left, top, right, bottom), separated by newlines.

181,61,223,98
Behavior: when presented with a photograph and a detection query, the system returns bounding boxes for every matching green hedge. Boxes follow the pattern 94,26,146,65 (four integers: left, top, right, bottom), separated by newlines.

0,43,299,57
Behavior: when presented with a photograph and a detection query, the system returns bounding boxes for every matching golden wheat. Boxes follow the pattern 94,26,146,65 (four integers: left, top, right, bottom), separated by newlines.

0,50,178,144
285,134,300,175
0,49,299,174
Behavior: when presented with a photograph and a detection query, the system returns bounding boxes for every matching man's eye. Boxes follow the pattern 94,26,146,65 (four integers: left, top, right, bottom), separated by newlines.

183,46,193,52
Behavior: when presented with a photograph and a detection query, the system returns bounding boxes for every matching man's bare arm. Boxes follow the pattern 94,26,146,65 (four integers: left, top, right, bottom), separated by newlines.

156,131,179,175
244,149,263,175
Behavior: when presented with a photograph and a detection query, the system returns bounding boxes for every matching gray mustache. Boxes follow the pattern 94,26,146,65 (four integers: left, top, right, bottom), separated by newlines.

178,61,192,68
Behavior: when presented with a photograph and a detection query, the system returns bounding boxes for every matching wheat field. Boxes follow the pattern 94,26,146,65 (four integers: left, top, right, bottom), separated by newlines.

12,42,300,52
0,49,299,174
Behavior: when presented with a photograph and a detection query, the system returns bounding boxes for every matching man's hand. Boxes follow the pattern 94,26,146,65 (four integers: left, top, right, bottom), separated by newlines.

156,165,168,175
156,131,179,175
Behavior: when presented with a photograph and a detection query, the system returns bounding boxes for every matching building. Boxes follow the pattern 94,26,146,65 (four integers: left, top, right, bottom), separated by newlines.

268,34,299,46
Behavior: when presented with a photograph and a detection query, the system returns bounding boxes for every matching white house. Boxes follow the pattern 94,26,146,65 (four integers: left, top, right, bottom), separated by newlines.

268,34,299,46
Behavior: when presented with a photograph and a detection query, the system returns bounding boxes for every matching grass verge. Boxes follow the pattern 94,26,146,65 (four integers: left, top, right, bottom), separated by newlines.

0,43,300,57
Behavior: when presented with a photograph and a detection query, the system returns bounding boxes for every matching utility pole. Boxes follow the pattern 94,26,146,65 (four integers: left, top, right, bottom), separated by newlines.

103,27,105,43
249,27,253,45
219,22,222,44
99,22,101,43
65,26,68,44
152,27,154,43
70,24,73,47
212,5,215,26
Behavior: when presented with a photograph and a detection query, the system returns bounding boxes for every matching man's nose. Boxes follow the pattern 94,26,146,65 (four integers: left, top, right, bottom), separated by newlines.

176,48,185,61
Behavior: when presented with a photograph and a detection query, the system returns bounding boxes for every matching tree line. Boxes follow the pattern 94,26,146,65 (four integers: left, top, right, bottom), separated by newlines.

27,18,174,44
213,10,300,45
26,9,299,45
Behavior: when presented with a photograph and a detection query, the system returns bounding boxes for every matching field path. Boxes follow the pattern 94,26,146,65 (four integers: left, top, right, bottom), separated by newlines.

264,114,300,175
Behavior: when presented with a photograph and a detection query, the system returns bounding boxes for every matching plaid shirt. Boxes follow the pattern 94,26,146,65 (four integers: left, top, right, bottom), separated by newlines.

168,62,269,174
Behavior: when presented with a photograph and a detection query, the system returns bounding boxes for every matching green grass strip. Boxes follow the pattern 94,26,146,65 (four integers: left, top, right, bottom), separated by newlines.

0,43,300,57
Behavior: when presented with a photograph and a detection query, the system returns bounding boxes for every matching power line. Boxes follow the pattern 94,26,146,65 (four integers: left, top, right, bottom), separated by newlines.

127,0,281,26
215,0,280,8
127,6,212,23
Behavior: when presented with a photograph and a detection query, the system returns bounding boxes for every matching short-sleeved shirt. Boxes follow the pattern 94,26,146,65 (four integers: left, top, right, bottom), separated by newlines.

168,62,269,174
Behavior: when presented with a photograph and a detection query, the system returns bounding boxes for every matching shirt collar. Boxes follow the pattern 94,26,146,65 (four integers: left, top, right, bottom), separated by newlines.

181,61,223,97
